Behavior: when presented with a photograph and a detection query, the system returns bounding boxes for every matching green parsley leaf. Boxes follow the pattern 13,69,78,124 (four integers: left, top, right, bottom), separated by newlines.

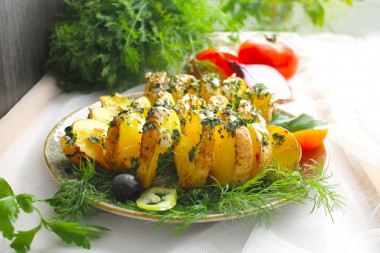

0,176,110,252
0,195,18,222
10,225,41,253
0,177,15,198
16,194,37,214
45,221,110,249
0,216,15,240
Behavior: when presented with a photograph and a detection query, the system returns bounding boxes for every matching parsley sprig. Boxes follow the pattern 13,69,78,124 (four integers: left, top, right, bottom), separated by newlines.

0,177,109,253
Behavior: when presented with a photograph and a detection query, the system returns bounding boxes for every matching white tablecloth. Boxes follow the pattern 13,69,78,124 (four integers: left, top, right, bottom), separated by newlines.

1,33,380,252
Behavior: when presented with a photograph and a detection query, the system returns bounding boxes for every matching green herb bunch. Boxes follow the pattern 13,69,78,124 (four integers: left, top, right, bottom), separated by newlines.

0,177,109,253
47,0,237,92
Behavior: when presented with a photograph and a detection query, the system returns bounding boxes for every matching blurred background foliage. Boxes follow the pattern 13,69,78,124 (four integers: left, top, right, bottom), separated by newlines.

218,0,360,31
47,0,372,92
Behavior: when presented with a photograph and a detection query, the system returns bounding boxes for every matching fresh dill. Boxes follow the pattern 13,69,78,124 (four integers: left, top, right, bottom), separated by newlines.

47,0,238,92
45,155,343,236
46,157,115,222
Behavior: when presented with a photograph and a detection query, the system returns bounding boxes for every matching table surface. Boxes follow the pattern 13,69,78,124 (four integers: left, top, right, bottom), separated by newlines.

1,32,380,253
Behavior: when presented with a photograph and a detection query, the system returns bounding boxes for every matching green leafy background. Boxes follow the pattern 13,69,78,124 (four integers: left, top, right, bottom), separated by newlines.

46,0,359,92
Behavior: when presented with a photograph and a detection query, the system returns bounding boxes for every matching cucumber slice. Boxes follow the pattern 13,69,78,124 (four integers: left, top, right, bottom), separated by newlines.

136,187,177,211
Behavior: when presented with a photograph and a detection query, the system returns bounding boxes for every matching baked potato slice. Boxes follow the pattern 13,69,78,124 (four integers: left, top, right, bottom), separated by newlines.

267,125,302,172
246,124,273,179
174,110,218,189
209,124,236,186
99,93,132,112
221,74,247,103
175,94,205,130
137,107,181,188
207,95,229,114
237,100,267,129
88,107,117,124
243,83,277,123
229,126,253,185
131,96,151,118
165,74,199,102
153,91,176,109
199,72,222,101
105,111,144,172
143,72,169,104
60,119,109,168
237,99,273,178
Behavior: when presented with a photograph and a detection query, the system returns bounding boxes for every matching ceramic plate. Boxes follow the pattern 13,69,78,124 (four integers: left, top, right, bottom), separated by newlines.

44,91,329,222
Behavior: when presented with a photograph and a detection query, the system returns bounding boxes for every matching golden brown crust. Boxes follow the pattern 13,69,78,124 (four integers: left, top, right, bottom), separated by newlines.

136,125,161,189
230,126,253,186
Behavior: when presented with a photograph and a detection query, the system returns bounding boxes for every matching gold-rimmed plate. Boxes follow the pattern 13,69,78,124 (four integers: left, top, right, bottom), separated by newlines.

44,91,329,222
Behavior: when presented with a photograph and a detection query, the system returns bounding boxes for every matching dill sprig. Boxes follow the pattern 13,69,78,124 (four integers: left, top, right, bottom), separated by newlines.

46,155,344,235
45,158,115,222
150,160,344,234
47,0,239,92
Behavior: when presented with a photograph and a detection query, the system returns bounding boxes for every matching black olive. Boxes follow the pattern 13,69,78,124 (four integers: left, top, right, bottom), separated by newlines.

112,174,143,202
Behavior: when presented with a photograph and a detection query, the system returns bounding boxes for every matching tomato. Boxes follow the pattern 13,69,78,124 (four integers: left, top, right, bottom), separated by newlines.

293,129,328,150
191,47,238,79
238,35,298,80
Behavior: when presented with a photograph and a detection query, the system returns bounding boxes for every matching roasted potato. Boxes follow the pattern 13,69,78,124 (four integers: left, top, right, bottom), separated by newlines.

137,107,181,188
246,124,273,179
208,108,255,186
165,74,199,102
153,91,176,109
267,125,302,172
105,110,145,172
199,72,222,101
131,96,151,118
174,94,206,129
143,72,169,104
89,107,117,124
237,99,273,178
221,74,247,103
207,95,229,114
99,93,132,113
60,71,300,190
174,110,218,189
60,119,109,168
242,83,277,123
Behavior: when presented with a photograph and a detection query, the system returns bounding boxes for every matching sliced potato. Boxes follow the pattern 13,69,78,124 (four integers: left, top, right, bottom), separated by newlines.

246,124,273,179
242,83,277,123
221,74,247,103
165,74,199,102
153,91,176,109
137,107,181,188
229,126,253,185
105,111,144,172
175,94,206,132
199,72,222,101
131,96,151,118
267,125,302,172
99,93,132,112
89,107,117,124
174,110,218,189
207,95,229,114
237,99,266,129
209,124,236,186
143,72,169,104
60,119,109,168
